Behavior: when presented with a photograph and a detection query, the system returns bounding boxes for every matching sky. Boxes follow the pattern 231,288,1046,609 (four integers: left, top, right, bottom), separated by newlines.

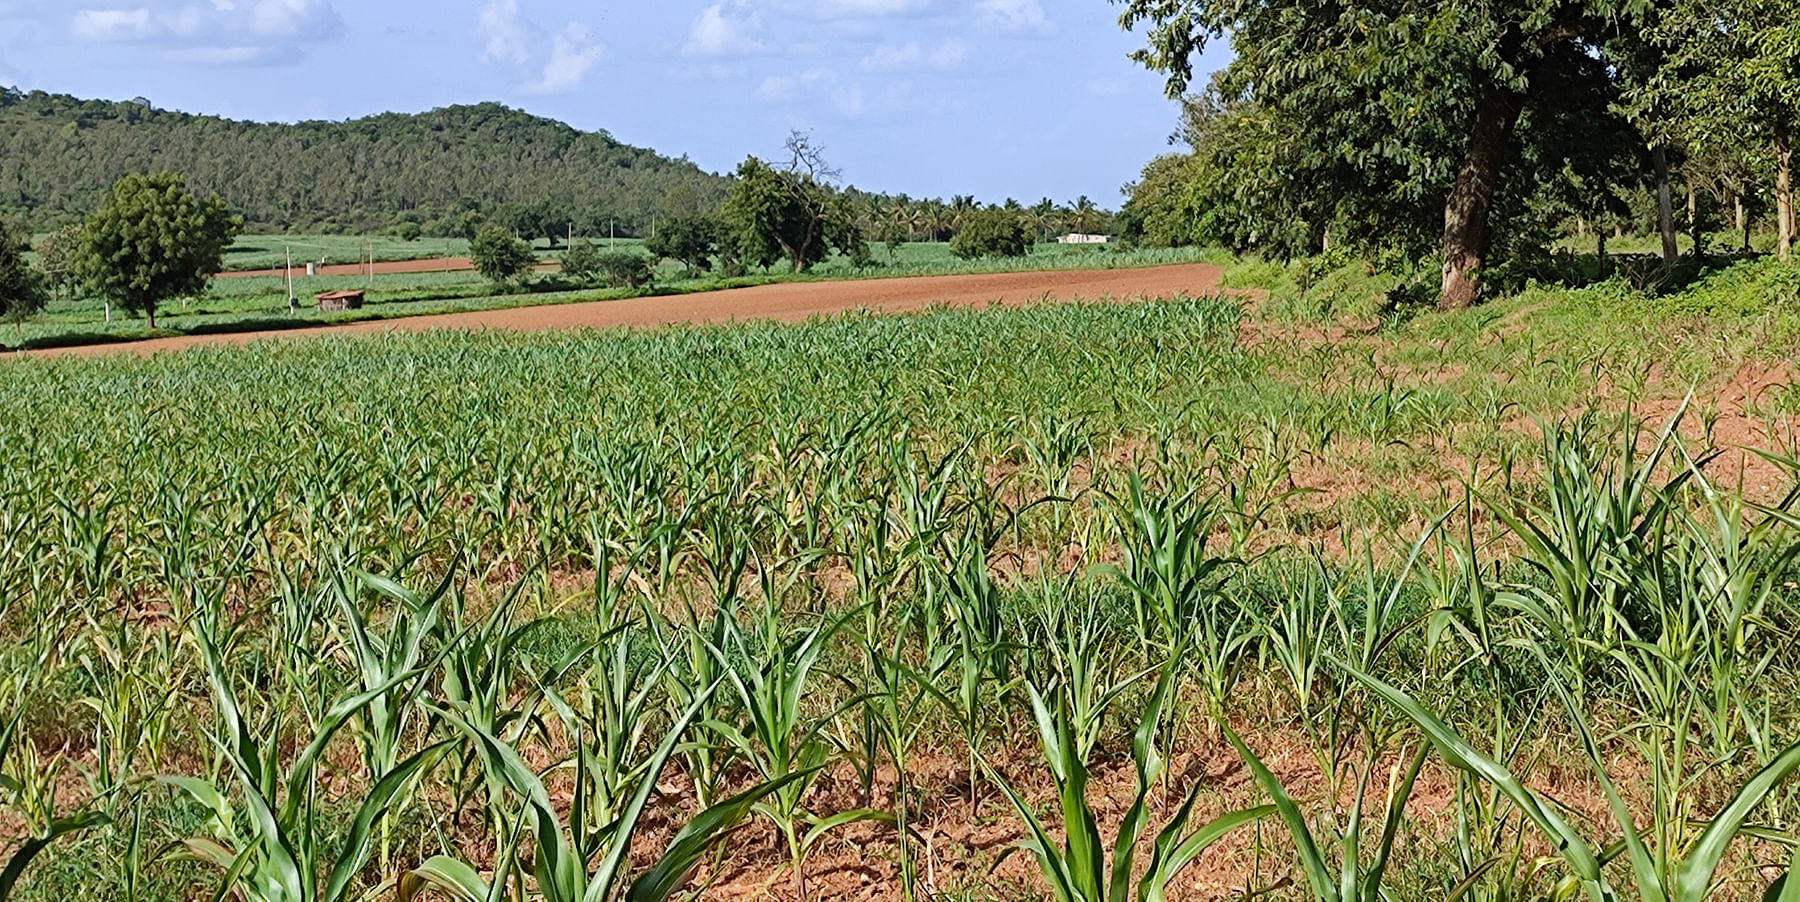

0,1,1229,205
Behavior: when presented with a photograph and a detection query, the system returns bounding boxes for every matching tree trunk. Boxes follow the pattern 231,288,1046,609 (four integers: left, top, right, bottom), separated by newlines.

1688,181,1703,259
1737,193,1750,252
1778,123,1795,261
1653,145,1678,263
1439,82,1523,310
146,306,155,330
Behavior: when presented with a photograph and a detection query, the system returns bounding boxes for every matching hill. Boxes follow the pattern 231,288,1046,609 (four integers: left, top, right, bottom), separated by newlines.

0,88,728,237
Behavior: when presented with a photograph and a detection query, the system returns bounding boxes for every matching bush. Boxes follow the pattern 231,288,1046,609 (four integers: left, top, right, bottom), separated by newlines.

644,216,718,274
561,239,603,281
470,226,536,285
950,207,1030,259
593,251,655,289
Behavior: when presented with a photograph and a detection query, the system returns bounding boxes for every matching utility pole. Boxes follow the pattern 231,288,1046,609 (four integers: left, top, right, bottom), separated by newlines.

286,246,296,313
609,219,615,249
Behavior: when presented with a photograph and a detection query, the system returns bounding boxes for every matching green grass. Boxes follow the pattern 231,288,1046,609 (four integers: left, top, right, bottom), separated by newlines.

220,233,474,271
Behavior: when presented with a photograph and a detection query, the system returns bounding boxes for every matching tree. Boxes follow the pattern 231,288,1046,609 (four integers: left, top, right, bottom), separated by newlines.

644,215,719,275
950,207,1031,259
1642,0,1800,260
34,224,83,299
502,201,570,248
721,132,867,273
1116,0,1649,308
458,211,487,242
592,251,656,289
470,225,536,286
74,172,240,330
0,218,48,329
561,239,604,282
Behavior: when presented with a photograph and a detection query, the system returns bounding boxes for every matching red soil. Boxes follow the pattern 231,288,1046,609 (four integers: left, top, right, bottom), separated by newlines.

29,263,1226,358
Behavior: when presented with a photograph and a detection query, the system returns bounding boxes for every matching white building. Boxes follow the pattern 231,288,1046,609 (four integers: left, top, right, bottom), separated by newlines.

1056,233,1109,245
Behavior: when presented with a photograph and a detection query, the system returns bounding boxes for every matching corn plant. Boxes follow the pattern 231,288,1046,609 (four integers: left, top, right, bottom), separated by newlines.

1222,721,1428,902
988,657,1274,902
706,599,886,901
404,688,800,902
0,697,109,902
1104,473,1236,654
1347,661,1800,902
162,624,450,902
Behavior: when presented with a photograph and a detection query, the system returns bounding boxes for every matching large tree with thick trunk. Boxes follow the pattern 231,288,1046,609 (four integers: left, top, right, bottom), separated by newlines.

1115,0,1643,308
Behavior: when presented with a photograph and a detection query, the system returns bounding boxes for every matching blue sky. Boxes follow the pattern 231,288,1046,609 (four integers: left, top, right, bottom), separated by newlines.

0,1,1229,205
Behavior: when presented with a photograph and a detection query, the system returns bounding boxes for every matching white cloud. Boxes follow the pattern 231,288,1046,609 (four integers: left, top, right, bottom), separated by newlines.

72,1,341,41
976,0,1049,34
524,22,603,95
756,67,866,117
69,1,342,62
477,2,606,95
777,0,933,18
859,40,966,72
684,1,764,56
71,9,154,41
168,44,292,65
477,0,530,64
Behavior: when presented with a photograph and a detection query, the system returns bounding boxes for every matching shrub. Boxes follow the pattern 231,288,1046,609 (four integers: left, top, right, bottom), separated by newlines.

950,207,1030,259
561,239,603,281
470,226,536,286
594,251,655,289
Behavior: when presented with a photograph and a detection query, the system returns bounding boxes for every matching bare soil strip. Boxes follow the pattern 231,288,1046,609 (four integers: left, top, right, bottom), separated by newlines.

30,263,1225,358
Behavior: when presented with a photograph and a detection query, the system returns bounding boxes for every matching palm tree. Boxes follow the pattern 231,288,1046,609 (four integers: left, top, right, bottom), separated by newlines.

1070,196,1099,235
1031,198,1057,242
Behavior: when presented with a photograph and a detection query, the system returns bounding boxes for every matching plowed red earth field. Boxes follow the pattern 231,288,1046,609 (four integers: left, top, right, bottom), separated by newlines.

32,263,1225,358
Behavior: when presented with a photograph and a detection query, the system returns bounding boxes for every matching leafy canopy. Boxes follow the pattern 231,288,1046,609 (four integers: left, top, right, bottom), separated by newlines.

0,218,48,329
74,172,240,330
950,207,1031,259
720,133,868,274
470,226,536,286
645,215,719,274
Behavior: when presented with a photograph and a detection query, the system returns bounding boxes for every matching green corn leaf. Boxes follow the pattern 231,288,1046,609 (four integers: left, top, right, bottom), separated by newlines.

320,740,453,902
399,856,494,902
0,811,109,902
627,770,812,902
1337,661,1604,886
985,760,1083,902
1222,720,1337,902
1676,738,1800,902
585,679,722,902
801,808,896,852
429,703,581,902
1141,805,1274,902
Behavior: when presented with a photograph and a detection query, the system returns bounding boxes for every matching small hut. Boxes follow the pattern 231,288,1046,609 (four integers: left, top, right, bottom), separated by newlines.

315,290,365,312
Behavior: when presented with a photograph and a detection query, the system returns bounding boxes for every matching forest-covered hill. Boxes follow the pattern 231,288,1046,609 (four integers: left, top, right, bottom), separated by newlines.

0,88,728,236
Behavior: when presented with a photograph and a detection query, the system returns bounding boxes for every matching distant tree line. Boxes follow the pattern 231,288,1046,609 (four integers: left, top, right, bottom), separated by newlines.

1115,0,1800,308
0,90,728,237
0,89,1129,264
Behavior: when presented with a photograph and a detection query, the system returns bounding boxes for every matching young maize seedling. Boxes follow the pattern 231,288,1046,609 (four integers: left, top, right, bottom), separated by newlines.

988,656,1273,902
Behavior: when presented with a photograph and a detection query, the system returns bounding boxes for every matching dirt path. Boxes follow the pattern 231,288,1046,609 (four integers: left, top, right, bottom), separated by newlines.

30,263,1225,358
